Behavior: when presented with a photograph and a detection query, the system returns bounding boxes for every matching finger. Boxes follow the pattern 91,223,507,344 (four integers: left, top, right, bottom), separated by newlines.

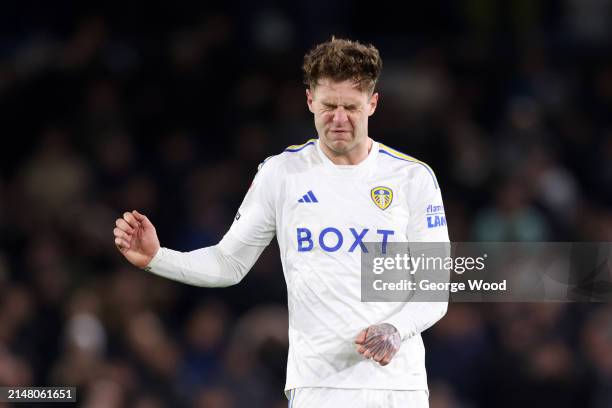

123,212,140,229
373,345,390,362
381,347,399,366
379,356,391,366
357,345,368,354
364,335,384,350
132,210,151,228
354,330,367,344
116,218,134,234
113,227,132,241
364,332,390,349
363,349,373,359
115,237,130,249
132,210,147,222
374,339,397,357
367,342,388,358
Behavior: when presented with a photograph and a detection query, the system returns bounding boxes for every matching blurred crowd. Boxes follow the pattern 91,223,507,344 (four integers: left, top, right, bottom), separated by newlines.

1,2,611,407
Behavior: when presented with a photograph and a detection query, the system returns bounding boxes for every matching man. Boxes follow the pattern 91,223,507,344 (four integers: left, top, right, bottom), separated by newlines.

114,37,449,407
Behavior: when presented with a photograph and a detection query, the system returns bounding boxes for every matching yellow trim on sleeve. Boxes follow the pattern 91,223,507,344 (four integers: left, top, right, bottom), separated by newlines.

285,138,317,150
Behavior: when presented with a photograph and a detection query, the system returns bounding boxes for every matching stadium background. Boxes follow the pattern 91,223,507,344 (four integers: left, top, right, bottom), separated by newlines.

1,2,611,407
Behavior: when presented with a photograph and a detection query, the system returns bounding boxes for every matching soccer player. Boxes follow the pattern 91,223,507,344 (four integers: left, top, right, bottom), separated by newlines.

114,37,450,407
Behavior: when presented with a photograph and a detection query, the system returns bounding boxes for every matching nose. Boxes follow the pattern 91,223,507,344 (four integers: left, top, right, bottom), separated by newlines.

332,107,349,124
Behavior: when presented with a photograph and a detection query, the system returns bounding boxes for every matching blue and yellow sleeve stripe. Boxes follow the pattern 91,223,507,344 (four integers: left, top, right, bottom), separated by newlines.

284,138,317,152
378,143,439,189
287,389,296,407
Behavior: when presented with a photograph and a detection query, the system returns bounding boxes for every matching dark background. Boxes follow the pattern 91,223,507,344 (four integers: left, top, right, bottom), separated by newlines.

0,1,611,407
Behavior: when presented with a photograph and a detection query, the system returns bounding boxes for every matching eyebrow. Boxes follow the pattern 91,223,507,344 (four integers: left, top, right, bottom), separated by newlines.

321,102,358,109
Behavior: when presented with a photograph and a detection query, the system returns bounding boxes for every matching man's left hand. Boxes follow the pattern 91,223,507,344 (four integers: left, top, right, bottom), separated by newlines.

354,323,401,366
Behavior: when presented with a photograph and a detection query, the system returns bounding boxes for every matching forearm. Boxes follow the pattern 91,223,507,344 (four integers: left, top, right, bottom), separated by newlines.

384,243,450,340
384,301,448,340
145,233,265,287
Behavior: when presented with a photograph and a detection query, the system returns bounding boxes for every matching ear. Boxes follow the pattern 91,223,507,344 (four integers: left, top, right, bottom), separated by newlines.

368,92,379,116
306,88,315,113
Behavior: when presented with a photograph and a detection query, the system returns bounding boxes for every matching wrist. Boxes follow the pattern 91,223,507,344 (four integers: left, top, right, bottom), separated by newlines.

143,246,162,271
380,322,403,340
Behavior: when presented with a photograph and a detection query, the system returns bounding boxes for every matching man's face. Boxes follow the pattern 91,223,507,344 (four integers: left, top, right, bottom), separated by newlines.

306,78,378,155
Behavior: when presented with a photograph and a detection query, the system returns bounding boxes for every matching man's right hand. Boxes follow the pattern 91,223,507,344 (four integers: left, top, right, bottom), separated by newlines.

113,210,160,269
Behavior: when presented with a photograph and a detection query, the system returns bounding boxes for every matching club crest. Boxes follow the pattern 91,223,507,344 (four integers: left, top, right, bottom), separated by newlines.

371,186,393,210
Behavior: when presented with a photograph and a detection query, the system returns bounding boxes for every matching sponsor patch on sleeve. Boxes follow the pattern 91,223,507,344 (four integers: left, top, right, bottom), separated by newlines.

426,204,446,228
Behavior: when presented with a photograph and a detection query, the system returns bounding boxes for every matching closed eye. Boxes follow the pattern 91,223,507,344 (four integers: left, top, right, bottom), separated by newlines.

322,104,358,111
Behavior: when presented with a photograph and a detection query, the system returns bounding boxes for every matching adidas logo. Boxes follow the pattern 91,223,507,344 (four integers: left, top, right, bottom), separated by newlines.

298,190,318,203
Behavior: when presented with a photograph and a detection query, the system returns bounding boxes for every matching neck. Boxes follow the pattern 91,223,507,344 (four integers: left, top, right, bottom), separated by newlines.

320,137,373,165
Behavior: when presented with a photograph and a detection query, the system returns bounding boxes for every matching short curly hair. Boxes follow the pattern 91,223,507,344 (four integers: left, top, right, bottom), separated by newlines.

302,37,382,94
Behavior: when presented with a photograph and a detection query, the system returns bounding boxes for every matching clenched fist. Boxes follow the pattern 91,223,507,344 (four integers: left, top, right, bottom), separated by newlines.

355,323,401,366
113,210,160,268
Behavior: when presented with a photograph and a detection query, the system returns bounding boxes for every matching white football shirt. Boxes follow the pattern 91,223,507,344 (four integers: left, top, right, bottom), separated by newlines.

224,138,450,392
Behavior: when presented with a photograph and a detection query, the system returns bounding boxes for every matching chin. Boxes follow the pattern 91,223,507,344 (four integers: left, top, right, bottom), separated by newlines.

329,140,353,153
330,137,350,144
